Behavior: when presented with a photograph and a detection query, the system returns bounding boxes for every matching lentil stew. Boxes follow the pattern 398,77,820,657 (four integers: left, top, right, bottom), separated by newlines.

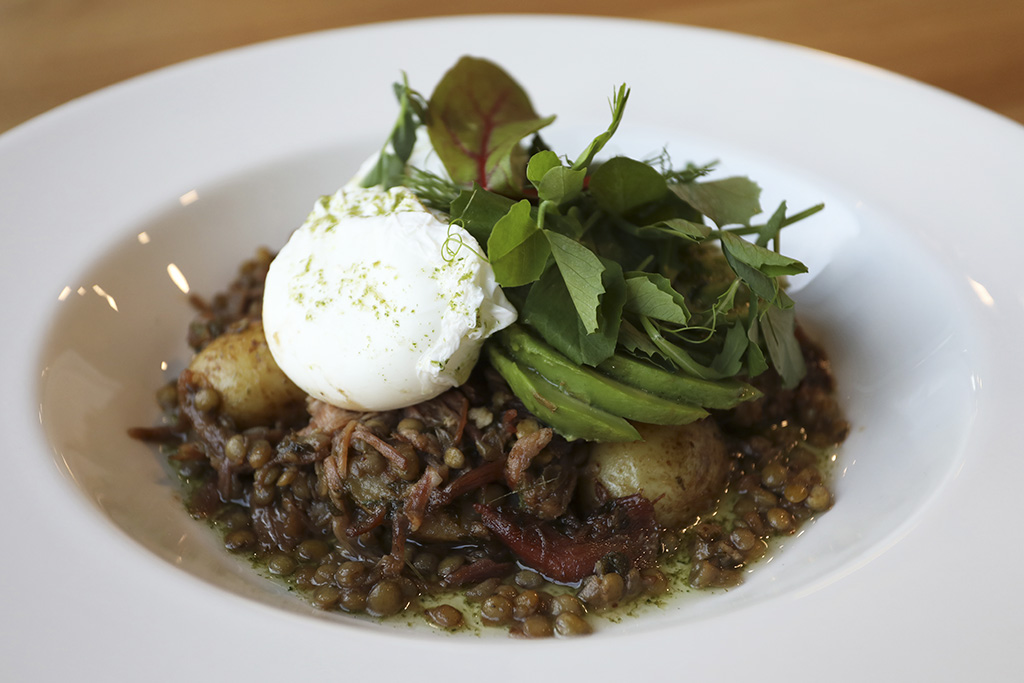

130,248,848,637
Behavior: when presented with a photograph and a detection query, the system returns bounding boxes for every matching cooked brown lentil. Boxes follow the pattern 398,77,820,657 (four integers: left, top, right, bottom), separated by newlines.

223,529,256,552
193,387,220,412
338,588,367,613
514,570,544,590
549,593,586,617
554,612,592,637
519,614,554,639
267,553,297,576
296,540,329,562
366,580,405,617
577,572,625,609
481,594,514,625
312,585,341,610
425,604,464,630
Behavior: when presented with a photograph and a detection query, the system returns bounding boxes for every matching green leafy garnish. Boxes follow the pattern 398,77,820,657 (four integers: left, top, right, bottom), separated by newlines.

360,75,427,190
364,56,825,438
486,199,547,287
670,176,763,227
426,56,556,196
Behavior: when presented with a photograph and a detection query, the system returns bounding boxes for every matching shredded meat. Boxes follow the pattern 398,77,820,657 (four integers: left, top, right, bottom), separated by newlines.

403,466,443,532
250,494,310,552
431,460,505,508
304,398,359,434
504,427,553,489
442,558,516,588
352,424,411,470
177,369,236,498
475,494,661,583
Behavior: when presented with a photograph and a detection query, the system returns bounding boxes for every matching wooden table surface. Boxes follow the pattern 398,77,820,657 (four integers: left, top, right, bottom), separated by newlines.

2,0,1023,134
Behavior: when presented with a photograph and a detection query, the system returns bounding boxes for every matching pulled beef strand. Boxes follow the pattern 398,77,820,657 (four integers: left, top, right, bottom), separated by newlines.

442,558,517,588
403,466,443,532
504,427,553,489
475,494,661,584
430,459,505,508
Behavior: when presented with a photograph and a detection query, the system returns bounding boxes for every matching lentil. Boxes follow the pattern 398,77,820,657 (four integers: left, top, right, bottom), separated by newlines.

750,487,779,510
335,561,367,588
296,539,330,562
312,585,341,609
481,594,514,625
292,565,316,587
513,589,542,619
436,554,465,578
493,584,519,601
193,387,220,412
365,580,405,617
338,588,367,613
312,563,338,586
267,554,297,576
640,568,669,595
276,467,298,488
520,614,554,639
225,434,247,463
514,570,544,590
250,483,275,506
578,572,624,609
223,529,255,552
247,438,273,469
217,507,249,530
425,604,464,630
767,507,795,532
806,484,832,511
554,613,592,637
443,447,466,469
412,552,439,577
254,465,281,489
761,462,788,489
550,594,586,617
156,382,178,411
783,482,809,504
396,417,424,434
465,578,501,602
730,527,757,552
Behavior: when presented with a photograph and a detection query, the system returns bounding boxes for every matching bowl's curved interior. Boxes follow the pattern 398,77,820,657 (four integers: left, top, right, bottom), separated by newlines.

36,127,980,633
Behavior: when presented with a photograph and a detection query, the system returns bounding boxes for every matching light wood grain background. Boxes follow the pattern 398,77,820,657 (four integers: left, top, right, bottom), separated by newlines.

2,0,1023,133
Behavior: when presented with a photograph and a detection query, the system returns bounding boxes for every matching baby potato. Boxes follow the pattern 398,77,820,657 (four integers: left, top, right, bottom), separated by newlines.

188,321,307,428
580,420,731,529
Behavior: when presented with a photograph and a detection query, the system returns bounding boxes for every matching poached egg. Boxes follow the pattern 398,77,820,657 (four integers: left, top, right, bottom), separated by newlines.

262,185,516,412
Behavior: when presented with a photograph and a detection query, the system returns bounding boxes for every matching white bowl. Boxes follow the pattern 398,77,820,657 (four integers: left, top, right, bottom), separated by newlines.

4,15,1022,682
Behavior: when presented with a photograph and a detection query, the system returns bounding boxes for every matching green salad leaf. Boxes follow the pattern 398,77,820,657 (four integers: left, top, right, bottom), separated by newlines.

544,230,607,334
623,272,690,325
486,199,548,287
522,256,625,367
670,176,763,227
589,156,668,215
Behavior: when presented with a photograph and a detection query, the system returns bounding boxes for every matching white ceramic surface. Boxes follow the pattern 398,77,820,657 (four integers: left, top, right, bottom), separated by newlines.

2,15,1022,682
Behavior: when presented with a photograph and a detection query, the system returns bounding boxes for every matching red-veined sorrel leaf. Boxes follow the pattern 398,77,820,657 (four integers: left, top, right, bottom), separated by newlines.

427,57,554,195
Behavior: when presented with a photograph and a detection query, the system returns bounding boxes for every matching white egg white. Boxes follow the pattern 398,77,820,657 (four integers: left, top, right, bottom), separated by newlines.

262,186,517,411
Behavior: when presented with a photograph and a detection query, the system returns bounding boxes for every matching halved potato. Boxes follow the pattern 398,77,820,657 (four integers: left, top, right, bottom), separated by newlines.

188,321,306,428
580,420,731,529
